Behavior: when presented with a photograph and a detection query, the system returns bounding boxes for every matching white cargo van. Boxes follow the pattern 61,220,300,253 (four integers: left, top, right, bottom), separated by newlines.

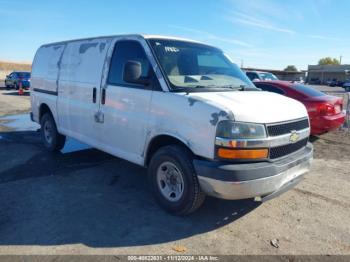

30,34,313,215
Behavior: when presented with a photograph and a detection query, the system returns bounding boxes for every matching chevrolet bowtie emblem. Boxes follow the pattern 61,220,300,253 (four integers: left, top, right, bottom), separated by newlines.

289,131,299,143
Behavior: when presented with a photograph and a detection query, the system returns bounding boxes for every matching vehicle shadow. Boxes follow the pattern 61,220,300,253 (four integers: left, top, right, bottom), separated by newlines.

309,135,319,143
2,91,30,96
0,131,261,248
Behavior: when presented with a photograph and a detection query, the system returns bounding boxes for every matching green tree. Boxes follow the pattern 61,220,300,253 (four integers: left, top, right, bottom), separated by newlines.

284,65,298,72
318,57,340,65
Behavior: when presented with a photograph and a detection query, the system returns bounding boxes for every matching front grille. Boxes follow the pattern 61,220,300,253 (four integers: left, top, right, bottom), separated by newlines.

267,118,309,137
270,138,308,159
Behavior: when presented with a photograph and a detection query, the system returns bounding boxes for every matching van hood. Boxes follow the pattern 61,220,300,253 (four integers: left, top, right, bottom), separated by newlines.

186,91,308,124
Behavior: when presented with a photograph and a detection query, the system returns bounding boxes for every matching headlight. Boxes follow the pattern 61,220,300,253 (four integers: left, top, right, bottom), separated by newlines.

216,121,268,160
216,121,266,139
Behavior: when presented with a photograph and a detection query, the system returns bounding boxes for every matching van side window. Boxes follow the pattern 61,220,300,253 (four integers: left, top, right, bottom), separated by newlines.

108,41,152,88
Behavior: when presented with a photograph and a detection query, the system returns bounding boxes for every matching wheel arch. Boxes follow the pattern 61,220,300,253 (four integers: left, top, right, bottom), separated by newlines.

145,134,195,167
39,103,54,122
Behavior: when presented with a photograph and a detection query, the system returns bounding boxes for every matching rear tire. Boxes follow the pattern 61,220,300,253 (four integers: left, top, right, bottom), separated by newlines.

40,113,66,151
148,145,206,215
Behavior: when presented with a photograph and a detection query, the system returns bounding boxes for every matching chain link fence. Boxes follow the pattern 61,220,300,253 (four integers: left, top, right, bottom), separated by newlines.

345,92,350,131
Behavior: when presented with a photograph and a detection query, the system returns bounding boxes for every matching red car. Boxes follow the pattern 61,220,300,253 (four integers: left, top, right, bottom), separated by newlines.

254,81,346,135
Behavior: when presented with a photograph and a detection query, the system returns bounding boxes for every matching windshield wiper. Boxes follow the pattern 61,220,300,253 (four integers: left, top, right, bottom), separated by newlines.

191,84,245,89
218,84,259,91
192,85,211,88
172,84,254,92
214,85,244,90
185,85,245,90
185,85,218,89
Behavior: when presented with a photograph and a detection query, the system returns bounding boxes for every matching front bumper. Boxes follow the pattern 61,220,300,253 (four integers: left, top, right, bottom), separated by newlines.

194,143,313,200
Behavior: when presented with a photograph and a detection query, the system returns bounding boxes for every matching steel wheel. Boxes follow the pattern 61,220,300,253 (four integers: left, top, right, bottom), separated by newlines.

149,145,206,215
43,120,54,145
156,161,184,202
40,113,66,151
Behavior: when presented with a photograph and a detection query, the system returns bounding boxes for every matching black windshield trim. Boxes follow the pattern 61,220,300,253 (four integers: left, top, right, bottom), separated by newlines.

145,39,172,91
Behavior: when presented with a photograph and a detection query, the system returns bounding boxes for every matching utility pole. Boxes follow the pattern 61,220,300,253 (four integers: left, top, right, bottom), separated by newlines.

241,59,244,69
340,55,342,64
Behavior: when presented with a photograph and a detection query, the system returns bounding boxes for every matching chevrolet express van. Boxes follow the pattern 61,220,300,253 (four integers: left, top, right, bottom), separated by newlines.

31,34,313,215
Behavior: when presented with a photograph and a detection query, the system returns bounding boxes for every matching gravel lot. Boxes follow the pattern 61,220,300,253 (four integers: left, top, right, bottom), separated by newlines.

0,84,349,255
0,84,30,116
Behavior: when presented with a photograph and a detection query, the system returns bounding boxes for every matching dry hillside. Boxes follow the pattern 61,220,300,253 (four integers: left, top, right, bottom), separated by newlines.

0,61,32,80
0,61,31,71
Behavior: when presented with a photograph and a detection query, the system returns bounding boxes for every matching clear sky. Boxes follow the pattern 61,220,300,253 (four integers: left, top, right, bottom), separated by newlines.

0,0,348,70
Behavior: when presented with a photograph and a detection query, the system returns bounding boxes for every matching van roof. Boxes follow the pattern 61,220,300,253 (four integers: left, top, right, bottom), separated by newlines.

41,34,206,48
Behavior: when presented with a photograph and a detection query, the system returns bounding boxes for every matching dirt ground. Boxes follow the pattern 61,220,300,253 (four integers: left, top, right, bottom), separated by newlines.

0,85,349,255
0,85,30,116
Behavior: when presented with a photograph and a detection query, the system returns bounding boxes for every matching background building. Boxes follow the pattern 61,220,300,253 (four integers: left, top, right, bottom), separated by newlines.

307,64,350,84
242,67,306,81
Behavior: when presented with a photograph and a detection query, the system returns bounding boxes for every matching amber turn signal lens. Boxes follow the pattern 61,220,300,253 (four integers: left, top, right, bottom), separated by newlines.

217,148,268,159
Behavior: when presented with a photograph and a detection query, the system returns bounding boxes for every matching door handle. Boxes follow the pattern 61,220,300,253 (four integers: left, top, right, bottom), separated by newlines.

92,87,97,103
101,88,106,105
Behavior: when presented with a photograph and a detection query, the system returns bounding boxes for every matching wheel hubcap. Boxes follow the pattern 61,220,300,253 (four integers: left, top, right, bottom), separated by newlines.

43,121,53,144
156,162,184,202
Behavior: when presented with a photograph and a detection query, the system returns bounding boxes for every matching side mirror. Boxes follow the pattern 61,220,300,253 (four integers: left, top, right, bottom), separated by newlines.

123,60,150,86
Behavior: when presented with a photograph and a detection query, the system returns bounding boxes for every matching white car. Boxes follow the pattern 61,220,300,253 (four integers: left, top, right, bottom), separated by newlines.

30,34,313,215
245,70,279,82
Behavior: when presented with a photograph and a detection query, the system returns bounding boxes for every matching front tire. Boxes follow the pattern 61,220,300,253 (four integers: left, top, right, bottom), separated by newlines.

148,145,205,215
40,113,66,151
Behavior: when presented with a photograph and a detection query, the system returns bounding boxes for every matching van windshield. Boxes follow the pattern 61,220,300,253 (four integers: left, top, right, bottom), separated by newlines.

148,39,256,92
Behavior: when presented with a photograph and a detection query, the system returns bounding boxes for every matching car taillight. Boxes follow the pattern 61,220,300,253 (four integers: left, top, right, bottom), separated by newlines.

318,103,335,116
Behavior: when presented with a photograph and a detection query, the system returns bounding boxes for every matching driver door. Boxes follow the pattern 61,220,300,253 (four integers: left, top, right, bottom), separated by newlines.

97,39,157,165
